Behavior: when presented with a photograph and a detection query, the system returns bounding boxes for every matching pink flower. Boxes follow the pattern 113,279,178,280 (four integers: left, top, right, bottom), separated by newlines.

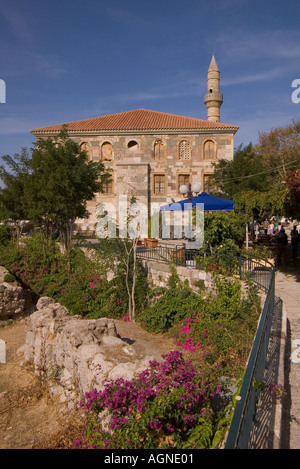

90,282,95,288
180,324,192,334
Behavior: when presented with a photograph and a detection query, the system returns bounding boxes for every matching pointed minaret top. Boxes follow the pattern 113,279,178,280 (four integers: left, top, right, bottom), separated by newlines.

208,54,219,71
204,54,223,122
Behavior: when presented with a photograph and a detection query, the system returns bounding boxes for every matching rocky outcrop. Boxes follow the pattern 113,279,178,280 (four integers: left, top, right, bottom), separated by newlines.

0,267,27,320
18,297,156,409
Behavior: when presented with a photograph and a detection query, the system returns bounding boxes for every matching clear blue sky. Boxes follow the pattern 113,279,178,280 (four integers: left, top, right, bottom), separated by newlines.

0,0,299,157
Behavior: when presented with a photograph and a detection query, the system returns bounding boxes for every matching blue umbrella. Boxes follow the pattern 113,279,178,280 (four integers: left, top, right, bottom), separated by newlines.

160,192,234,212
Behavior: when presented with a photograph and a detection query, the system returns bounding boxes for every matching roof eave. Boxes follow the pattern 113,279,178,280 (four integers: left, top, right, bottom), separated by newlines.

31,127,239,136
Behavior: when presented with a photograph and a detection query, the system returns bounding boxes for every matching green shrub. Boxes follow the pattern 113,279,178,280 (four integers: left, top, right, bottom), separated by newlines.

3,273,15,283
138,286,202,333
0,223,11,246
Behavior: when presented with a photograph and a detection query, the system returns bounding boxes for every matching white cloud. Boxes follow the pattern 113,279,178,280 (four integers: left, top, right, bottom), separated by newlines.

0,3,34,43
105,6,150,28
234,110,300,147
0,116,39,135
222,67,287,86
26,52,67,78
216,28,300,62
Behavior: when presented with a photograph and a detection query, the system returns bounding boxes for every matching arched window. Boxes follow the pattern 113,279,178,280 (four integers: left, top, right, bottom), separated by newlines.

178,140,191,160
80,142,91,160
101,141,113,161
154,140,166,161
203,140,216,160
127,140,139,150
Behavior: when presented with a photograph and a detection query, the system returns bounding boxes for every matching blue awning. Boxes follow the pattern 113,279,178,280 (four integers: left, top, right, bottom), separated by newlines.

160,192,234,212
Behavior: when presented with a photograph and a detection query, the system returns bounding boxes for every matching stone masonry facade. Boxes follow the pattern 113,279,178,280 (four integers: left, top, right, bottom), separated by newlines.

74,130,236,234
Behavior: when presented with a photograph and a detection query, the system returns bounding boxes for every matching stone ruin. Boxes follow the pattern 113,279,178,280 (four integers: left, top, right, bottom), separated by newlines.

0,267,27,321
18,297,157,409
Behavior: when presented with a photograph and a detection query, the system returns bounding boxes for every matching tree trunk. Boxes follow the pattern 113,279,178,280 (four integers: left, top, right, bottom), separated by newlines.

131,239,137,321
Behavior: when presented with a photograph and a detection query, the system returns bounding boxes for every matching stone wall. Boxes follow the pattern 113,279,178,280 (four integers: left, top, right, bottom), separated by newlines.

0,267,27,321
18,297,159,409
141,259,213,292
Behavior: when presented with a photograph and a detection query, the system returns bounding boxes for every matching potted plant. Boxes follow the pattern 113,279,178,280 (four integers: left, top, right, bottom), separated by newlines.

144,238,159,248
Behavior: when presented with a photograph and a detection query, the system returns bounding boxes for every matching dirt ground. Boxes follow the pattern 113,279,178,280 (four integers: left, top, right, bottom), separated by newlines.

0,317,177,450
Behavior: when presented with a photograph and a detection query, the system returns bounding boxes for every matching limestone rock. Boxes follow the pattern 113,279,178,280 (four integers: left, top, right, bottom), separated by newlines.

19,297,156,409
0,267,26,320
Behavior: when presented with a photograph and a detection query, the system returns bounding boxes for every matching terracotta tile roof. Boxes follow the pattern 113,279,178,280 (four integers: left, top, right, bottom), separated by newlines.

31,109,239,134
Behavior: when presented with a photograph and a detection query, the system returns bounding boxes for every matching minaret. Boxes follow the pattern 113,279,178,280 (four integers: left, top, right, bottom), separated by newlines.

204,54,223,122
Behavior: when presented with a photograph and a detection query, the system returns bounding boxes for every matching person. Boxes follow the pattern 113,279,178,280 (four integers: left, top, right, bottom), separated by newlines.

255,221,259,240
263,218,269,234
258,221,265,236
275,228,288,266
268,221,274,235
291,224,299,261
249,221,255,241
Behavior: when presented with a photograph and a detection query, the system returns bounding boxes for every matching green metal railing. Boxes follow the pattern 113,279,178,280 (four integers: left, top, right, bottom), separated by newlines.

225,255,275,448
137,246,276,448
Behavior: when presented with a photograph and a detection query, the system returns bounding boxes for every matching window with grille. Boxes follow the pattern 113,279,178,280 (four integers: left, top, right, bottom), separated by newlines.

154,140,166,161
203,174,214,193
103,181,113,195
178,174,190,192
154,174,165,195
179,140,191,160
203,140,216,160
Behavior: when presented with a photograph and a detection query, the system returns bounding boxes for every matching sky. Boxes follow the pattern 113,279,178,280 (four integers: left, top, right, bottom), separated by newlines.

0,0,300,158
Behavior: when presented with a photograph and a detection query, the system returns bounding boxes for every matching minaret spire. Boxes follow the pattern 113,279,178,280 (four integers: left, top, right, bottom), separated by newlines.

204,54,223,122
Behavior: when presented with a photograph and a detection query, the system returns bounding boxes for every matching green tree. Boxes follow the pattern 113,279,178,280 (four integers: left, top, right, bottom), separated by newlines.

202,211,245,250
255,119,300,185
211,143,267,199
233,188,286,220
0,148,31,240
284,169,300,219
23,128,112,263
95,196,147,321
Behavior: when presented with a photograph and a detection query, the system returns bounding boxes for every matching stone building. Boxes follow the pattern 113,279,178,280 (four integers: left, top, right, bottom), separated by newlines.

31,55,238,236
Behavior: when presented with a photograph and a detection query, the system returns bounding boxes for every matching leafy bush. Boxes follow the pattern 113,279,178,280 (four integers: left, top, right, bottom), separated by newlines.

3,273,15,282
138,268,261,374
76,351,227,449
168,277,261,370
0,234,149,320
138,286,202,333
0,223,10,246
194,210,245,250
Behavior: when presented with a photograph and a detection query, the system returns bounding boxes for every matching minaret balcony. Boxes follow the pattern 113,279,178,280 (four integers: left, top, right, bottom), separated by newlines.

204,92,223,104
